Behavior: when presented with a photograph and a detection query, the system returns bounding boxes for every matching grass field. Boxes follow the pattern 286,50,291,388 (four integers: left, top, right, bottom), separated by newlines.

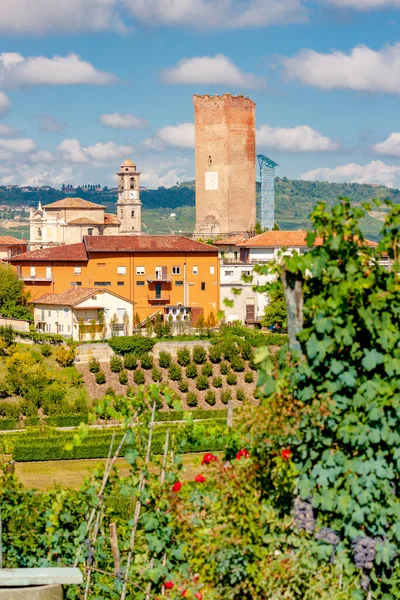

15,453,203,490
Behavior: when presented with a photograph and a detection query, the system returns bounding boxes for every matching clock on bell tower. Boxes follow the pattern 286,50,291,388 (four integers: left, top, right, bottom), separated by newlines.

116,159,142,235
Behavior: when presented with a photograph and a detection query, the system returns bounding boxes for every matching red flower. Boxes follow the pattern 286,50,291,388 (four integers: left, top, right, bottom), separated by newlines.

281,448,291,461
172,481,183,492
195,593,203,600
201,452,218,465
165,582,174,590
236,449,250,460
195,474,206,483
181,590,188,597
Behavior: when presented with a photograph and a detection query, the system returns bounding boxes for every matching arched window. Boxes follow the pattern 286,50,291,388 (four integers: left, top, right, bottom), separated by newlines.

130,177,135,189
37,227,42,238
131,210,135,218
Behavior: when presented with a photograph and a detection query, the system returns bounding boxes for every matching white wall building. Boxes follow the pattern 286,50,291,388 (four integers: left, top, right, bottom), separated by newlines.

32,287,135,341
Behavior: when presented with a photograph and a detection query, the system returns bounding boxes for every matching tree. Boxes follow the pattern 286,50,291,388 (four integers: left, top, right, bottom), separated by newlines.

78,319,85,342
133,312,141,329
89,318,97,342
97,309,106,341
262,283,287,329
123,311,130,336
0,265,33,321
110,313,119,337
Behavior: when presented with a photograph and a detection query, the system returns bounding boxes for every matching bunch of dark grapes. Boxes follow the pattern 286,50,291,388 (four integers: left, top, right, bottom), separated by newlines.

293,497,315,534
351,537,377,570
84,538,95,565
316,527,340,563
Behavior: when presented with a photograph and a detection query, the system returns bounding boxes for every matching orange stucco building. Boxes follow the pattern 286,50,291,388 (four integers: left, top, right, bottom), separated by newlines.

8,236,220,323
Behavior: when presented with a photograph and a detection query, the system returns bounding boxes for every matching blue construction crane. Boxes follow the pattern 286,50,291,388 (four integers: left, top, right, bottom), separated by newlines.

257,154,279,231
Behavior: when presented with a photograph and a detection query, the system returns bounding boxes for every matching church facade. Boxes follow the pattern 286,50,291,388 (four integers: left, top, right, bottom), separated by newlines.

29,159,142,249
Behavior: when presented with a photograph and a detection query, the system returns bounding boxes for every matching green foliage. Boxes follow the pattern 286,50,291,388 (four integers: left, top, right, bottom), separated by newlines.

0,401,20,419
186,391,198,407
0,264,33,321
212,376,223,388
262,281,288,328
209,345,222,363
152,366,162,382
140,353,154,370
119,370,128,385
193,345,207,364
105,386,116,397
221,389,232,404
168,362,182,381
133,368,145,385
205,390,216,406
109,355,123,373
95,370,106,385
40,344,52,357
178,379,189,393
88,356,100,373
123,353,137,370
244,370,254,383
236,388,246,402
196,374,209,391
222,339,240,362
226,372,238,386
55,346,75,367
231,356,245,372
107,335,155,356
185,362,197,379
220,361,229,375
158,350,172,368
201,362,213,377
177,346,191,366
0,325,14,345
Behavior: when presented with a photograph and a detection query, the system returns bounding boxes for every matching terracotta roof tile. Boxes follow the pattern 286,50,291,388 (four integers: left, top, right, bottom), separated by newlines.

67,217,103,225
214,235,246,246
104,213,120,225
44,197,106,210
8,243,87,263
0,236,27,245
84,235,218,253
32,287,100,306
242,231,322,248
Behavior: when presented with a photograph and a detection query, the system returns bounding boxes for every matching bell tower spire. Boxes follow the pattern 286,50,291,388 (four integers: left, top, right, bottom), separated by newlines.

116,159,142,235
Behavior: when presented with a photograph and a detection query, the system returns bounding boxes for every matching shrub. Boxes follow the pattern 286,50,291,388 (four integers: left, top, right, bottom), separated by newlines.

226,372,238,386
168,363,182,381
133,369,145,385
209,345,222,364
41,382,67,408
88,357,100,373
158,351,172,369
0,401,20,419
236,388,246,402
220,361,229,375
123,353,137,370
55,346,75,367
178,379,189,393
196,374,209,391
105,386,116,397
107,336,155,356
244,371,254,383
140,353,153,370
127,386,136,397
119,370,128,385
187,391,198,407
231,356,245,372
152,367,162,382
177,347,191,366
205,390,216,406
222,340,240,362
249,357,258,371
212,376,223,388
221,389,232,404
110,355,123,373
95,370,106,385
201,362,213,377
241,341,254,361
40,344,52,357
193,345,207,364
186,363,197,379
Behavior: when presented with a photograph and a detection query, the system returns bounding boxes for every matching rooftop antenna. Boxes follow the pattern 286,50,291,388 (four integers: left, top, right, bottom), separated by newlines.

257,155,279,231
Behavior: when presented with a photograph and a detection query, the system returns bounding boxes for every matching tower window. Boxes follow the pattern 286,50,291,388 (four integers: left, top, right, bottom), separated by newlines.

37,227,42,238
88,228,93,236
131,210,135,218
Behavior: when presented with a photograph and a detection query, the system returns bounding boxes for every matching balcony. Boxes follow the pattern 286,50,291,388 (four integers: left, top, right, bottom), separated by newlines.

147,273,171,283
21,275,53,283
148,293,170,304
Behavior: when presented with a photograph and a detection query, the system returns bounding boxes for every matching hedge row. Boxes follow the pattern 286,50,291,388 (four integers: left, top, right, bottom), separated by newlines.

107,336,156,356
12,421,228,461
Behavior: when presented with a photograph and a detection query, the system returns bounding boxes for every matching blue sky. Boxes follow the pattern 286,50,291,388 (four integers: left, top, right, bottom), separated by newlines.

1,0,400,189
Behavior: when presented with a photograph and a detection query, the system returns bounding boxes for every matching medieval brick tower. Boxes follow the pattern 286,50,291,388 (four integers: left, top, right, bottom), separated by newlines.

116,159,142,235
193,94,256,237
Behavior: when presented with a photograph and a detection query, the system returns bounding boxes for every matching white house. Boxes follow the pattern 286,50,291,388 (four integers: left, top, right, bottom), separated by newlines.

32,287,135,341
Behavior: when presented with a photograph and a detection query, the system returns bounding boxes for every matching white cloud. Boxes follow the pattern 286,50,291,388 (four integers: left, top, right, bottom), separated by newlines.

0,0,122,35
29,150,54,164
283,43,400,94
146,123,195,151
325,0,400,8
123,0,306,28
0,138,36,154
162,54,266,89
57,139,134,165
100,112,147,129
373,132,400,157
141,166,191,188
301,160,400,187
0,124,17,137
0,91,10,114
39,115,65,133
0,52,116,87
257,124,338,152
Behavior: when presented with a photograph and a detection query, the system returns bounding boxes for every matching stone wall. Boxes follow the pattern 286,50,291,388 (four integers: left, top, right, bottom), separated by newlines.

0,317,30,333
152,340,212,358
75,343,114,364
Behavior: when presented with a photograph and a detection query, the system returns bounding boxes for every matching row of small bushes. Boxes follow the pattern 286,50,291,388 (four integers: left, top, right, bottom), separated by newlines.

107,336,156,356
17,330,65,345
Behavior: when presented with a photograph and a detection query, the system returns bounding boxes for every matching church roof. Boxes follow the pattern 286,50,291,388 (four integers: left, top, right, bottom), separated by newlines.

43,198,106,210
67,217,104,225
121,159,136,167
104,213,120,225
0,236,27,245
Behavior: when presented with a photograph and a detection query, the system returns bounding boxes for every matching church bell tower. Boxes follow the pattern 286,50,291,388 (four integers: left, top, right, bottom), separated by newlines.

116,159,142,235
